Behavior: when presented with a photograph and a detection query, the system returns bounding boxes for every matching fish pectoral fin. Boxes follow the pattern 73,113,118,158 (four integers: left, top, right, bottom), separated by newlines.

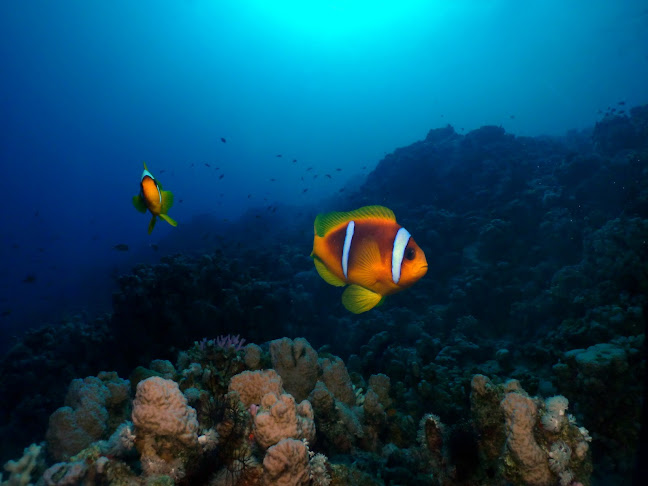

342,285,383,314
148,215,157,234
160,190,174,212
159,213,178,227
352,239,381,288
132,195,147,213
313,257,346,287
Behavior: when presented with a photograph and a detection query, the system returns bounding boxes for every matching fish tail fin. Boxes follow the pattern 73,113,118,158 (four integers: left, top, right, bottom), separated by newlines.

132,195,147,213
148,215,157,234
313,255,346,287
159,213,178,227
341,285,384,314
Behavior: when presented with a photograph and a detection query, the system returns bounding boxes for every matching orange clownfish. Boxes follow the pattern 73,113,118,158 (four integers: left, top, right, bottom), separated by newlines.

132,162,178,234
311,205,427,314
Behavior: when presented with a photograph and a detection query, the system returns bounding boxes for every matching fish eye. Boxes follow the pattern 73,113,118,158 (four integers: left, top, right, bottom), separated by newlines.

405,247,416,260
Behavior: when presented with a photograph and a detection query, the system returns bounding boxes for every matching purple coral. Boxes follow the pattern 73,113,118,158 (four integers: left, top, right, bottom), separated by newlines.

216,334,246,352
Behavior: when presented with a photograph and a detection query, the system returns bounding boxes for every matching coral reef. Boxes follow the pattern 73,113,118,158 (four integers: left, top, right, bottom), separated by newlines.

1,105,647,484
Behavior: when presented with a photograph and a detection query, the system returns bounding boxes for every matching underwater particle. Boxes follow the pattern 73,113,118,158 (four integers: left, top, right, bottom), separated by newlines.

292,159,297,163
159,169,165,173
510,115,516,119
302,188,308,193
311,205,428,313
219,174,224,179
271,178,276,182
276,154,282,157
205,162,211,167
336,168,342,171
325,174,331,178
113,244,129,252
306,167,312,171
23,274,37,283
221,137,227,143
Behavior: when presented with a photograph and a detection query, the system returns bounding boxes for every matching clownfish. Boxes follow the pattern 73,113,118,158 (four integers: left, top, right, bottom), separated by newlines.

311,205,427,314
132,162,178,234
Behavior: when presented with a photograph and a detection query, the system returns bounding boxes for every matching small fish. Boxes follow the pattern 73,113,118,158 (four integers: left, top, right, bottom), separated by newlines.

311,205,427,314
221,137,227,143
302,188,308,193
179,199,184,203
618,101,625,105
276,154,282,158
205,163,211,167
248,194,252,198
314,175,318,179
219,174,224,180
149,243,159,251
160,169,166,174
362,166,367,169
271,178,276,182
23,274,36,283
326,174,332,178
336,168,342,171
132,162,178,234
510,115,516,119
338,188,345,192
113,243,129,251
292,159,297,163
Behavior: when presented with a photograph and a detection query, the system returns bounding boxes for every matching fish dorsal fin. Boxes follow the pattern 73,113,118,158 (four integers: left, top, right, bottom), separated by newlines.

352,239,382,289
160,190,173,213
314,205,395,237
342,285,383,314
143,161,149,171
313,256,346,287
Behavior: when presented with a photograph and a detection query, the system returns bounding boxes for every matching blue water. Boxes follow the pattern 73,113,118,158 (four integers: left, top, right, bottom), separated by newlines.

1,1,647,341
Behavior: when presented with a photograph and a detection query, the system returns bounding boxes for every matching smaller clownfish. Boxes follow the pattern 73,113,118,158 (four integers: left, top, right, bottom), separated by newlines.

311,205,427,313
132,162,178,234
